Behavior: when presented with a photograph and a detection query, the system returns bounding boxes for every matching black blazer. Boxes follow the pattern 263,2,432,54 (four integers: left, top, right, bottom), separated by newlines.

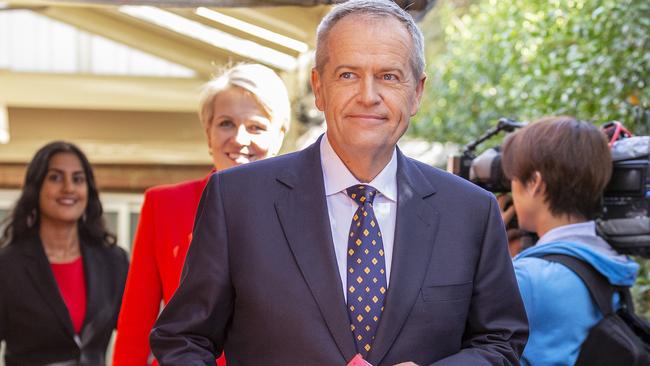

151,138,528,365
0,233,128,366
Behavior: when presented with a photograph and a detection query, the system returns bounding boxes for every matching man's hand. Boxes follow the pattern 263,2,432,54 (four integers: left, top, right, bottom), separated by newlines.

393,363,419,366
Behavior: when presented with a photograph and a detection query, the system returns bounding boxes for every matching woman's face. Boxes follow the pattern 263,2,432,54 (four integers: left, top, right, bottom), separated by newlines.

39,152,88,225
206,86,285,171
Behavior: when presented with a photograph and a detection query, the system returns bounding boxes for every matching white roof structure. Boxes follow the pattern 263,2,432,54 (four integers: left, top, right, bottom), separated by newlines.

0,0,436,189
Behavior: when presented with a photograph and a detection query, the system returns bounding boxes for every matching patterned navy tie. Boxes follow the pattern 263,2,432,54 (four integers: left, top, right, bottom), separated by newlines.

345,184,387,358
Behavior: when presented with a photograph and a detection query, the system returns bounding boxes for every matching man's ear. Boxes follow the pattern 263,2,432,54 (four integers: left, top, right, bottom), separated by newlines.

410,73,427,116
204,123,212,150
311,68,325,112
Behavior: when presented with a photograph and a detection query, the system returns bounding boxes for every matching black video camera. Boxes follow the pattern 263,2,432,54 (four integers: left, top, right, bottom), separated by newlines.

447,118,650,257
446,118,526,192
600,132,650,257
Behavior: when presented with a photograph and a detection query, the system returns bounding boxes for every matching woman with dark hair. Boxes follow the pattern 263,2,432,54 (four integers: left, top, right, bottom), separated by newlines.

0,141,129,366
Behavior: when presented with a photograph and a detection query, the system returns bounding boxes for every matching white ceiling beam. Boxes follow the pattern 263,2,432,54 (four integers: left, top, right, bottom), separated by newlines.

171,8,305,57
35,5,263,77
214,6,328,47
0,71,204,112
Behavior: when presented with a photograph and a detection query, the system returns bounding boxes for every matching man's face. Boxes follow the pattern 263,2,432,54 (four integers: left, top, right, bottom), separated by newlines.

311,15,425,162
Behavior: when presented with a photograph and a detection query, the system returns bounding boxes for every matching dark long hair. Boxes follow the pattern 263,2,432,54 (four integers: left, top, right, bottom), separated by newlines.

0,141,116,247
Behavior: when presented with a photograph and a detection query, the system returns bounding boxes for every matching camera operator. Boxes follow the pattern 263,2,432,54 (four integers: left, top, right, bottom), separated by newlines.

501,116,640,365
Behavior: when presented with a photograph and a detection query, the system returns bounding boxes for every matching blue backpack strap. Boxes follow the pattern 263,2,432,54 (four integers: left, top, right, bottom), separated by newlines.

541,254,622,315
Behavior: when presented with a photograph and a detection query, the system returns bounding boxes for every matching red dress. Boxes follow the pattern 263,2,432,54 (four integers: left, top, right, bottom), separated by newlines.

112,174,225,366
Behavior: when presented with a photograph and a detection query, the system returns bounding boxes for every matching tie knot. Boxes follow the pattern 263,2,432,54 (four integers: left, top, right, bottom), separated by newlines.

346,184,378,206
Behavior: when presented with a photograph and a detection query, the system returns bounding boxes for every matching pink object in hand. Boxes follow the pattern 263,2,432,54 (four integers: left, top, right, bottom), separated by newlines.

347,354,373,366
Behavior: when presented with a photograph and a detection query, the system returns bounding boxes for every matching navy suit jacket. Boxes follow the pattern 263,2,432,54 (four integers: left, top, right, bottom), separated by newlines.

151,138,528,365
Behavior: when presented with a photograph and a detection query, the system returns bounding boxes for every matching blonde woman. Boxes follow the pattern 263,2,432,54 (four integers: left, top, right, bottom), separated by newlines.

112,63,290,366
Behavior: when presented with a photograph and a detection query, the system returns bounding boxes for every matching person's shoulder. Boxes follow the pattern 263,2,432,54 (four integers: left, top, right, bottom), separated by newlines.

0,245,14,280
145,177,207,200
0,236,33,259
112,245,130,274
0,243,20,263
86,239,127,258
514,255,593,317
86,243,129,286
106,243,128,258
513,257,548,278
0,242,30,274
95,243,130,271
216,150,304,181
514,255,581,290
405,156,494,200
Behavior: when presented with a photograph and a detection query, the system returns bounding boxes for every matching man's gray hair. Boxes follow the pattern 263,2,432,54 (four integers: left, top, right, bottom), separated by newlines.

315,0,425,79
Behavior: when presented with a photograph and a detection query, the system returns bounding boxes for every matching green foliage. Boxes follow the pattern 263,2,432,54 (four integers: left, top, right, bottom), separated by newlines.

413,0,650,143
414,0,650,318
633,257,650,319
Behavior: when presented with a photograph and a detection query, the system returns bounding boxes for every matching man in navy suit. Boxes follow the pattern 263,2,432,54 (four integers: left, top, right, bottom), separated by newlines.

150,1,528,365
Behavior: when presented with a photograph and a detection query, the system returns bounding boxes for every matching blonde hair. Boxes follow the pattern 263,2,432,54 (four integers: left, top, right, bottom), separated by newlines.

198,63,291,132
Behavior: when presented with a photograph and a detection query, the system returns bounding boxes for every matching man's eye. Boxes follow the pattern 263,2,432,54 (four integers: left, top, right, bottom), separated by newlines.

382,74,398,81
340,72,353,79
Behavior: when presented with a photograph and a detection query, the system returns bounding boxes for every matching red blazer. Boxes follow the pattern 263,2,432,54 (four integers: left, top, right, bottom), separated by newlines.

112,175,225,366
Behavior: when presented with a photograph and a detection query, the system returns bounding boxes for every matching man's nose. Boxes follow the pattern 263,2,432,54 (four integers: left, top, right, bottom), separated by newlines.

359,77,381,106
234,125,251,146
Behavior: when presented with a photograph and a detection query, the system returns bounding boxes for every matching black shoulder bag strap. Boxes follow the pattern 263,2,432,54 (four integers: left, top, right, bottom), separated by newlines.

541,254,632,315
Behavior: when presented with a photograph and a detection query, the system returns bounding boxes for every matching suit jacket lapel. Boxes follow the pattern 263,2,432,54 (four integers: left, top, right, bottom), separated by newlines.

79,242,104,343
22,234,76,337
368,151,439,365
274,137,358,362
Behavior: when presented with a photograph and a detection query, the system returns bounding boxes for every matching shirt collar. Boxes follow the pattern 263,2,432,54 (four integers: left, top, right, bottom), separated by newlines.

320,133,398,202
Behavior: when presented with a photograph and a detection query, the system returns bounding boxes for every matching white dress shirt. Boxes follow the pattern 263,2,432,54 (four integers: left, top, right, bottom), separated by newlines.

320,134,398,301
